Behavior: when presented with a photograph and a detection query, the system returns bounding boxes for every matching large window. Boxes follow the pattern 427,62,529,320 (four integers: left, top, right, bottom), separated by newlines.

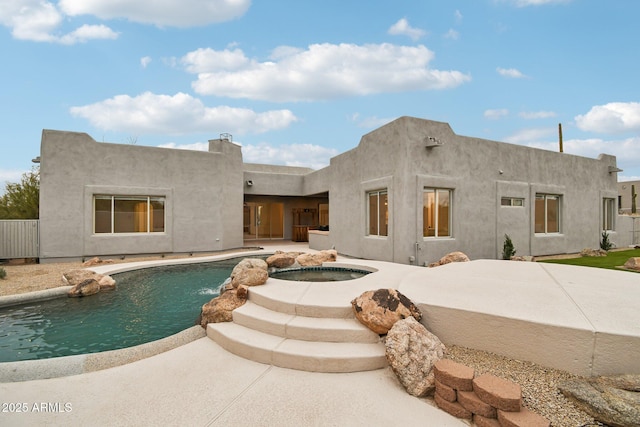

423,188,452,237
534,194,560,234
367,190,388,237
603,198,615,231
94,196,165,234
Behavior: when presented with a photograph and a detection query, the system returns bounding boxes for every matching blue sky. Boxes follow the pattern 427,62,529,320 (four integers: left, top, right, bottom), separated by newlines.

1,0,639,191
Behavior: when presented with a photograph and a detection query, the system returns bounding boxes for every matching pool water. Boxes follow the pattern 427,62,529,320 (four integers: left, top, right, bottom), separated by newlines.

269,266,371,282
0,257,247,363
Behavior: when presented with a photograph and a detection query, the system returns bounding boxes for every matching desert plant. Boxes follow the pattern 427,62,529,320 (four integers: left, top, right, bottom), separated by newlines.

600,231,614,251
502,234,516,260
0,267,6,280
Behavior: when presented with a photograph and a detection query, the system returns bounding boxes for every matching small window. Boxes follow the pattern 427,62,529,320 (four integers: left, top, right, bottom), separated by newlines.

603,198,615,231
94,195,165,234
535,194,560,234
501,197,524,207
367,190,388,237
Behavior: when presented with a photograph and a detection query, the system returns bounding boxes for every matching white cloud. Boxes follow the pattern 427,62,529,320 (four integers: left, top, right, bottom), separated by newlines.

388,18,426,41
241,143,338,170
349,114,397,129
58,0,250,27
454,10,463,23
503,127,555,144
506,0,572,6
0,0,118,44
444,29,460,40
484,109,509,119
69,92,297,135
575,102,640,134
0,0,248,43
186,43,471,102
519,111,557,119
157,142,209,151
497,67,527,78
140,56,152,68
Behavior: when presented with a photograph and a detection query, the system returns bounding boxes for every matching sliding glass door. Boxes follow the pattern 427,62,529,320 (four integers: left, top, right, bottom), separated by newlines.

243,202,284,240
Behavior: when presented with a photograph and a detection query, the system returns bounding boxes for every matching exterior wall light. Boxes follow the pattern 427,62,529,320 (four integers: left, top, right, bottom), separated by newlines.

246,180,253,186
425,136,443,148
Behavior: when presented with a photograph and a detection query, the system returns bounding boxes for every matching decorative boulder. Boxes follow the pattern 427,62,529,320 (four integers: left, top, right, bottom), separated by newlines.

559,374,640,427
68,278,101,297
63,269,116,294
428,251,470,268
82,257,114,267
231,258,268,278
296,249,337,266
385,316,446,397
623,257,640,271
580,248,608,257
266,251,301,269
351,288,422,335
231,267,268,288
199,285,249,327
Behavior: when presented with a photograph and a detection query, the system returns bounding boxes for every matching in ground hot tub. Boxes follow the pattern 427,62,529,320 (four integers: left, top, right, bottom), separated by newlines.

269,266,371,282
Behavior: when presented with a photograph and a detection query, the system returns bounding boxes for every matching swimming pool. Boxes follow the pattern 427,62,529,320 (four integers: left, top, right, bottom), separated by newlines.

0,256,249,363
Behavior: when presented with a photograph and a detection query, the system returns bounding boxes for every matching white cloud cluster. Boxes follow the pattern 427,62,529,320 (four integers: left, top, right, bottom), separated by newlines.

185,43,471,102
519,111,557,119
484,109,509,119
388,18,426,41
241,143,338,170
0,0,249,44
575,102,640,134
497,67,527,78
501,0,572,6
0,0,118,43
69,92,297,135
59,0,250,27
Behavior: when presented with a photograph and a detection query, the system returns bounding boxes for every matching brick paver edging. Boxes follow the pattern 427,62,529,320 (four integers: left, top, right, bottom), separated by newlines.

433,359,550,427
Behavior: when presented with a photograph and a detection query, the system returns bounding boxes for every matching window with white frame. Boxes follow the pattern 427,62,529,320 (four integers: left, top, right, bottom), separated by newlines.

423,188,452,237
94,195,165,234
534,194,560,234
367,190,388,237
501,197,524,207
603,198,615,231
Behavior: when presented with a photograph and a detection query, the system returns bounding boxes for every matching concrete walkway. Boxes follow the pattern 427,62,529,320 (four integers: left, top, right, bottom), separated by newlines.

0,338,465,426
1,241,639,425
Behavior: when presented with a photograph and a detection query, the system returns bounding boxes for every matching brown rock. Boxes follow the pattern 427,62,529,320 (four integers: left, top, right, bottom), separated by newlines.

429,251,470,267
199,288,248,327
384,316,445,397
434,393,472,419
231,258,268,279
98,275,116,291
498,407,550,427
580,248,608,257
473,374,522,412
63,269,99,286
295,249,337,266
231,267,268,288
67,278,100,297
623,257,640,271
266,252,300,268
434,359,475,391
351,288,422,334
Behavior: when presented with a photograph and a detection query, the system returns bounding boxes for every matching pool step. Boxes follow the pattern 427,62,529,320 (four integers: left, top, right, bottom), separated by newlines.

207,322,386,373
232,301,380,343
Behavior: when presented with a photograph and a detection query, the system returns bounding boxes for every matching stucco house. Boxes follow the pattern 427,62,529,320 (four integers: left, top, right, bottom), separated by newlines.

38,116,633,264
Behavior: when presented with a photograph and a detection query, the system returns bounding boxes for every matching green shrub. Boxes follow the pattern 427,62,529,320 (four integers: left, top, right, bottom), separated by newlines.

0,267,6,280
600,231,613,251
502,234,516,260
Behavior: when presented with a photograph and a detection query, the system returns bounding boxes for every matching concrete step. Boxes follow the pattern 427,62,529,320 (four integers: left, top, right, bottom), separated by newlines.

247,283,353,318
207,322,387,373
233,301,380,343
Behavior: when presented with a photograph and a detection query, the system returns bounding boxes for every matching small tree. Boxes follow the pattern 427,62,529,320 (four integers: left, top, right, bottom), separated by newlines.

600,231,613,251
502,234,516,260
0,166,40,219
